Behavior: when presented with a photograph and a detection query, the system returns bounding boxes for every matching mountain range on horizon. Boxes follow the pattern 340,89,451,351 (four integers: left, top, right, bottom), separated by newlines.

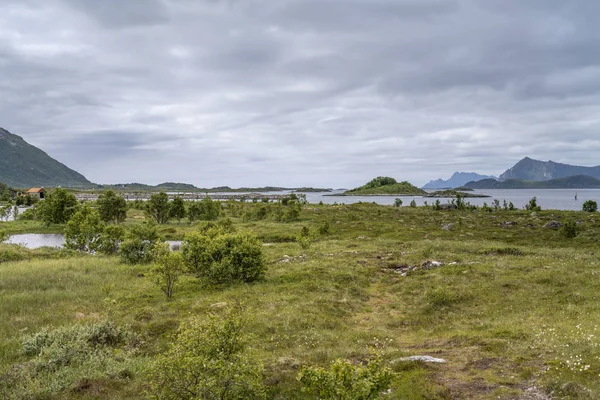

422,172,496,189
3,127,600,190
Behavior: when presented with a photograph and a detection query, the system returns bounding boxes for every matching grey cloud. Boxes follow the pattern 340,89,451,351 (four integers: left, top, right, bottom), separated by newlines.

1,0,600,187
62,0,170,28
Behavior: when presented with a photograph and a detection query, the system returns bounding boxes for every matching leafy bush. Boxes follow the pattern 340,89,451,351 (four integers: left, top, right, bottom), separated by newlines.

560,221,578,239
318,221,331,235
98,225,125,255
297,354,394,400
147,308,266,400
582,200,598,213
181,229,265,284
410,200,417,207
297,226,312,250
394,198,403,207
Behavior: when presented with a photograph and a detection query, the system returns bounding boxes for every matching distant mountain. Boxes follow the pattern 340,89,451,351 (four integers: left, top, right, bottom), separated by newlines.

464,175,600,189
423,172,495,189
499,157,600,181
0,127,91,188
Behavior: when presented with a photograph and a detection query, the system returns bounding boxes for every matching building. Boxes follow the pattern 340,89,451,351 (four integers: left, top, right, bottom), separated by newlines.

26,188,45,199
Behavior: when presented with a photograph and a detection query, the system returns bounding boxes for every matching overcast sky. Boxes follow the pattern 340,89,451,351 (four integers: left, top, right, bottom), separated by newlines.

2,0,600,187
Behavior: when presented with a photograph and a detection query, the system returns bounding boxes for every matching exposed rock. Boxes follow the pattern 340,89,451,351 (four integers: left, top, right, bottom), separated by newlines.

544,220,562,229
442,224,453,231
530,212,539,218
394,355,446,364
386,260,443,276
500,221,517,227
422,260,443,269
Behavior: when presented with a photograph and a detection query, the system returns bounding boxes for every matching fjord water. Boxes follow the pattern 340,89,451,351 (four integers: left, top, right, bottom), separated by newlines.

306,189,600,210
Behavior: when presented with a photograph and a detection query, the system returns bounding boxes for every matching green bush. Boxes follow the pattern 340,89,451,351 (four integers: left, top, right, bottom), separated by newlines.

147,308,266,399
37,188,79,225
297,354,394,399
582,200,598,213
394,198,403,207
560,221,578,239
181,229,265,284
98,225,125,255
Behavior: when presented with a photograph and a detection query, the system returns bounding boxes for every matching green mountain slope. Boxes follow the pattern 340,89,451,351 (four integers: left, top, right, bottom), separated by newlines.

0,127,91,188
343,177,426,196
465,175,600,189
499,157,600,181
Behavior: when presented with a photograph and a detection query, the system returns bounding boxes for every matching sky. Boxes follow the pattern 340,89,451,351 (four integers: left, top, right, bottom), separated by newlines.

1,0,600,188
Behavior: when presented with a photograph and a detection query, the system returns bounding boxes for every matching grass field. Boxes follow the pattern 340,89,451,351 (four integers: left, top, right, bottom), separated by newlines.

1,203,600,399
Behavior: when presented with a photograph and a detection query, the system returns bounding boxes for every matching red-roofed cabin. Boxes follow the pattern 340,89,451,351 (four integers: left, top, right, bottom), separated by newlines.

27,187,45,199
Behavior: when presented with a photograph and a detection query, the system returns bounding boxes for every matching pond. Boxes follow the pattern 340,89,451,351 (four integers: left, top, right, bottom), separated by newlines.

6,234,66,249
5,234,183,251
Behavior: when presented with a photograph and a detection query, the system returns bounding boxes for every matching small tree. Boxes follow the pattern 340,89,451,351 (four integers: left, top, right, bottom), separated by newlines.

409,200,417,207
187,201,202,224
65,205,105,252
150,242,183,299
181,231,212,274
297,354,394,400
170,197,186,224
525,196,541,211
37,188,79,225
0,230,7,243
147,308,266,399
145,192,171,224
582,200,598,213
97,190,127,224
394,198,403,207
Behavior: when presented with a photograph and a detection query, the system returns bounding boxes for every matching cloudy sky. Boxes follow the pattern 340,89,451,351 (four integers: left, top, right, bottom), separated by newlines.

1,0,600,187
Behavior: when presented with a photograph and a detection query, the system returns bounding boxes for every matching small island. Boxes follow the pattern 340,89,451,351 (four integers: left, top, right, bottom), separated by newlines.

424,189,490,198
335,177,426,196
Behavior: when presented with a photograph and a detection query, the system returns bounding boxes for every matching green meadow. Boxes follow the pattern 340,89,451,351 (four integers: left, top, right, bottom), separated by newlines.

1,202,600,399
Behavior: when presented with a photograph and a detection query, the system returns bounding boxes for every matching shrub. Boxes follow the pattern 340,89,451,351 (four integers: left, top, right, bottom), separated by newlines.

169,197,186,224
318,221,331,235
297,354,394,400
394,198,403,207
560,221,578,239
147,308,266,400
410,200,417,207
297,227,312,250
98,225,125,255
582,200,598,213
0,230,7,243
182,229,265,284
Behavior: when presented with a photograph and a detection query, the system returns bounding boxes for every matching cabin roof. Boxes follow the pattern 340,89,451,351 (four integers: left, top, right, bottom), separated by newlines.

27,188,45,193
